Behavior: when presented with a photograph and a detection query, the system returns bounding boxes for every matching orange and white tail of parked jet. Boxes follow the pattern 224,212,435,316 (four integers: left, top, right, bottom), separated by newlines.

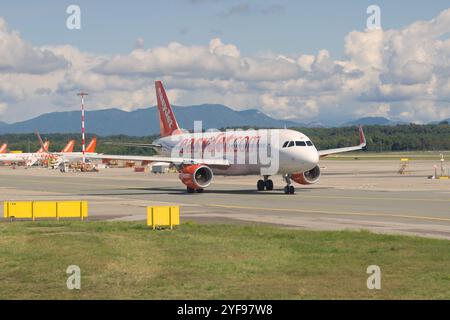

37,141,50,153
0,143,7,153
61,140,75,153
66,81,366,194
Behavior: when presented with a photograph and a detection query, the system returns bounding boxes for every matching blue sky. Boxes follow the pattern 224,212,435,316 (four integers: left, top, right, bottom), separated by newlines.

1,1,450,125
2,0,449,57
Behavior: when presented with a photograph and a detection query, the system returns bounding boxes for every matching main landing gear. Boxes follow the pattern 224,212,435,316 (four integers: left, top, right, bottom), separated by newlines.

257,176,274,191
187,187,204,193
283,174,295,195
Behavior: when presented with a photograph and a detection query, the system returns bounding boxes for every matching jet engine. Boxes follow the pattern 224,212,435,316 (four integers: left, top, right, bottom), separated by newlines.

179,164,214,190
291,165,321,185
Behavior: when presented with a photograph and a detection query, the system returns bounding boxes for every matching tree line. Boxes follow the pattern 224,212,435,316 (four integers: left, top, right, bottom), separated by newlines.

295,123,450,152
1,122,449,154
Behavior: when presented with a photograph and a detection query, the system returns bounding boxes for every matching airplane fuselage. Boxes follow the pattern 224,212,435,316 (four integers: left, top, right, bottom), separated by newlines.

154,129,320,176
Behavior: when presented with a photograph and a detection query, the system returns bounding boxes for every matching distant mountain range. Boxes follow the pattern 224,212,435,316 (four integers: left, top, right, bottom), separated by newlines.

345,116,450,126
0,107,446,136
0,105,304,136
342,117,407,126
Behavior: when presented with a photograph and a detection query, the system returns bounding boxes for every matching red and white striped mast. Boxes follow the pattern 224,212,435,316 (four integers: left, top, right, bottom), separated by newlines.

77,92,88,164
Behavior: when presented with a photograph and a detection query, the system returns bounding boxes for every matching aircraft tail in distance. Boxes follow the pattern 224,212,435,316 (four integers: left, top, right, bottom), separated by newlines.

37,141,50,153
155,81,180,137
61,140,75,153
0,143,7,153
86,138,97,153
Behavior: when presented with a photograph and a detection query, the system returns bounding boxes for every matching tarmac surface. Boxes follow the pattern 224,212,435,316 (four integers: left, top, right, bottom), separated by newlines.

1,159,450,239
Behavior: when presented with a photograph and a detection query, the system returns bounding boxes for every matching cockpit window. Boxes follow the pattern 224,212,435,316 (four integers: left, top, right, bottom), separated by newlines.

283,141,312,148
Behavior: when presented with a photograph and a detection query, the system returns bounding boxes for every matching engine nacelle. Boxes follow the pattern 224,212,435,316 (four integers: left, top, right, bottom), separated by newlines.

291,165,321,185
179,164,214,190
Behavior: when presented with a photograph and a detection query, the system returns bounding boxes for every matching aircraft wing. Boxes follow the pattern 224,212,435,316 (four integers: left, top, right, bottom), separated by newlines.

318,126,366,157
62,153,231,167
103,142,163,148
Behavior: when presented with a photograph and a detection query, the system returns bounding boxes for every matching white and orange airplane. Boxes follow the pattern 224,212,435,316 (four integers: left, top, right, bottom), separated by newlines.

47,137,98,167
0,138,97,167
55,138,97,166
67,81,366,194
0,141,51,166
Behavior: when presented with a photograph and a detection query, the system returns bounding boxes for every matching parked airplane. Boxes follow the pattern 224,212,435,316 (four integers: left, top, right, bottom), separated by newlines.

0,139,96,167
0,141,51,166
65,81,366,194
55,138,97,166
44,137,98,169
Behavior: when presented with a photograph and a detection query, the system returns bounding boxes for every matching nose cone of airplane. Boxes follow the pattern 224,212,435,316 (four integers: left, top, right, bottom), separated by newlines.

302,150,319,169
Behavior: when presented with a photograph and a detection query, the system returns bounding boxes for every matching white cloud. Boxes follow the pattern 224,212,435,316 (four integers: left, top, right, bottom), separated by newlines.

0,18,67,74
2,9,450,124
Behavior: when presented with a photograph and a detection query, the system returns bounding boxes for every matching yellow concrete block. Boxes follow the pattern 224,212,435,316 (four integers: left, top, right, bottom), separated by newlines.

170,206,180,226
3,201,88,221
5,202,33,219
147,206,180,229
57,201,84,219
33,202,57,219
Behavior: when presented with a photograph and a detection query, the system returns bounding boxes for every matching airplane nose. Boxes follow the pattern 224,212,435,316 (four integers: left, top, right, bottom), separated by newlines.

303,150,319,168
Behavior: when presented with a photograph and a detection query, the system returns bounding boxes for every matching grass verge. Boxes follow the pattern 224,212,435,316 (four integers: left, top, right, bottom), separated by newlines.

0,221,449,299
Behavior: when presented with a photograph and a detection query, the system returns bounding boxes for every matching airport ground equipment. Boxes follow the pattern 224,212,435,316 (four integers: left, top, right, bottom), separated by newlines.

4,201,88,221
398,158,410,175
430,154,450,179
147,206,180,230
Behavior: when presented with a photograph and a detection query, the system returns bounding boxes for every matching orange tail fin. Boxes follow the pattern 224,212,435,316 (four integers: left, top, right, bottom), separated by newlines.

61,140,75,153
37,141,49,153
86,138,97,153
0,143,7,153
155,81,180,137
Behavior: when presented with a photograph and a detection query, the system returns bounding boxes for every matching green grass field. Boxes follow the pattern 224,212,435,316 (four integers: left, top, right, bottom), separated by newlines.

0,221,449,300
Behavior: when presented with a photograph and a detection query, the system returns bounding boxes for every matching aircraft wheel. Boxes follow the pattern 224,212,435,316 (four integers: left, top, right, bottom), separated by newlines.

257,180,265,191
266,180,274,191
196,189,204,193
284,185,295,194
289,186,295,194
187,187,196,194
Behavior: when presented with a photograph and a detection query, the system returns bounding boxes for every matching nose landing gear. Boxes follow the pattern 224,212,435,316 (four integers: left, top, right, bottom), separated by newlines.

283,174,295,195
257,176,274,191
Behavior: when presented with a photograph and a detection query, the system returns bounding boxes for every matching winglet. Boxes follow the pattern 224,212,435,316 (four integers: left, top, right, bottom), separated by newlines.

359,125,366,147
